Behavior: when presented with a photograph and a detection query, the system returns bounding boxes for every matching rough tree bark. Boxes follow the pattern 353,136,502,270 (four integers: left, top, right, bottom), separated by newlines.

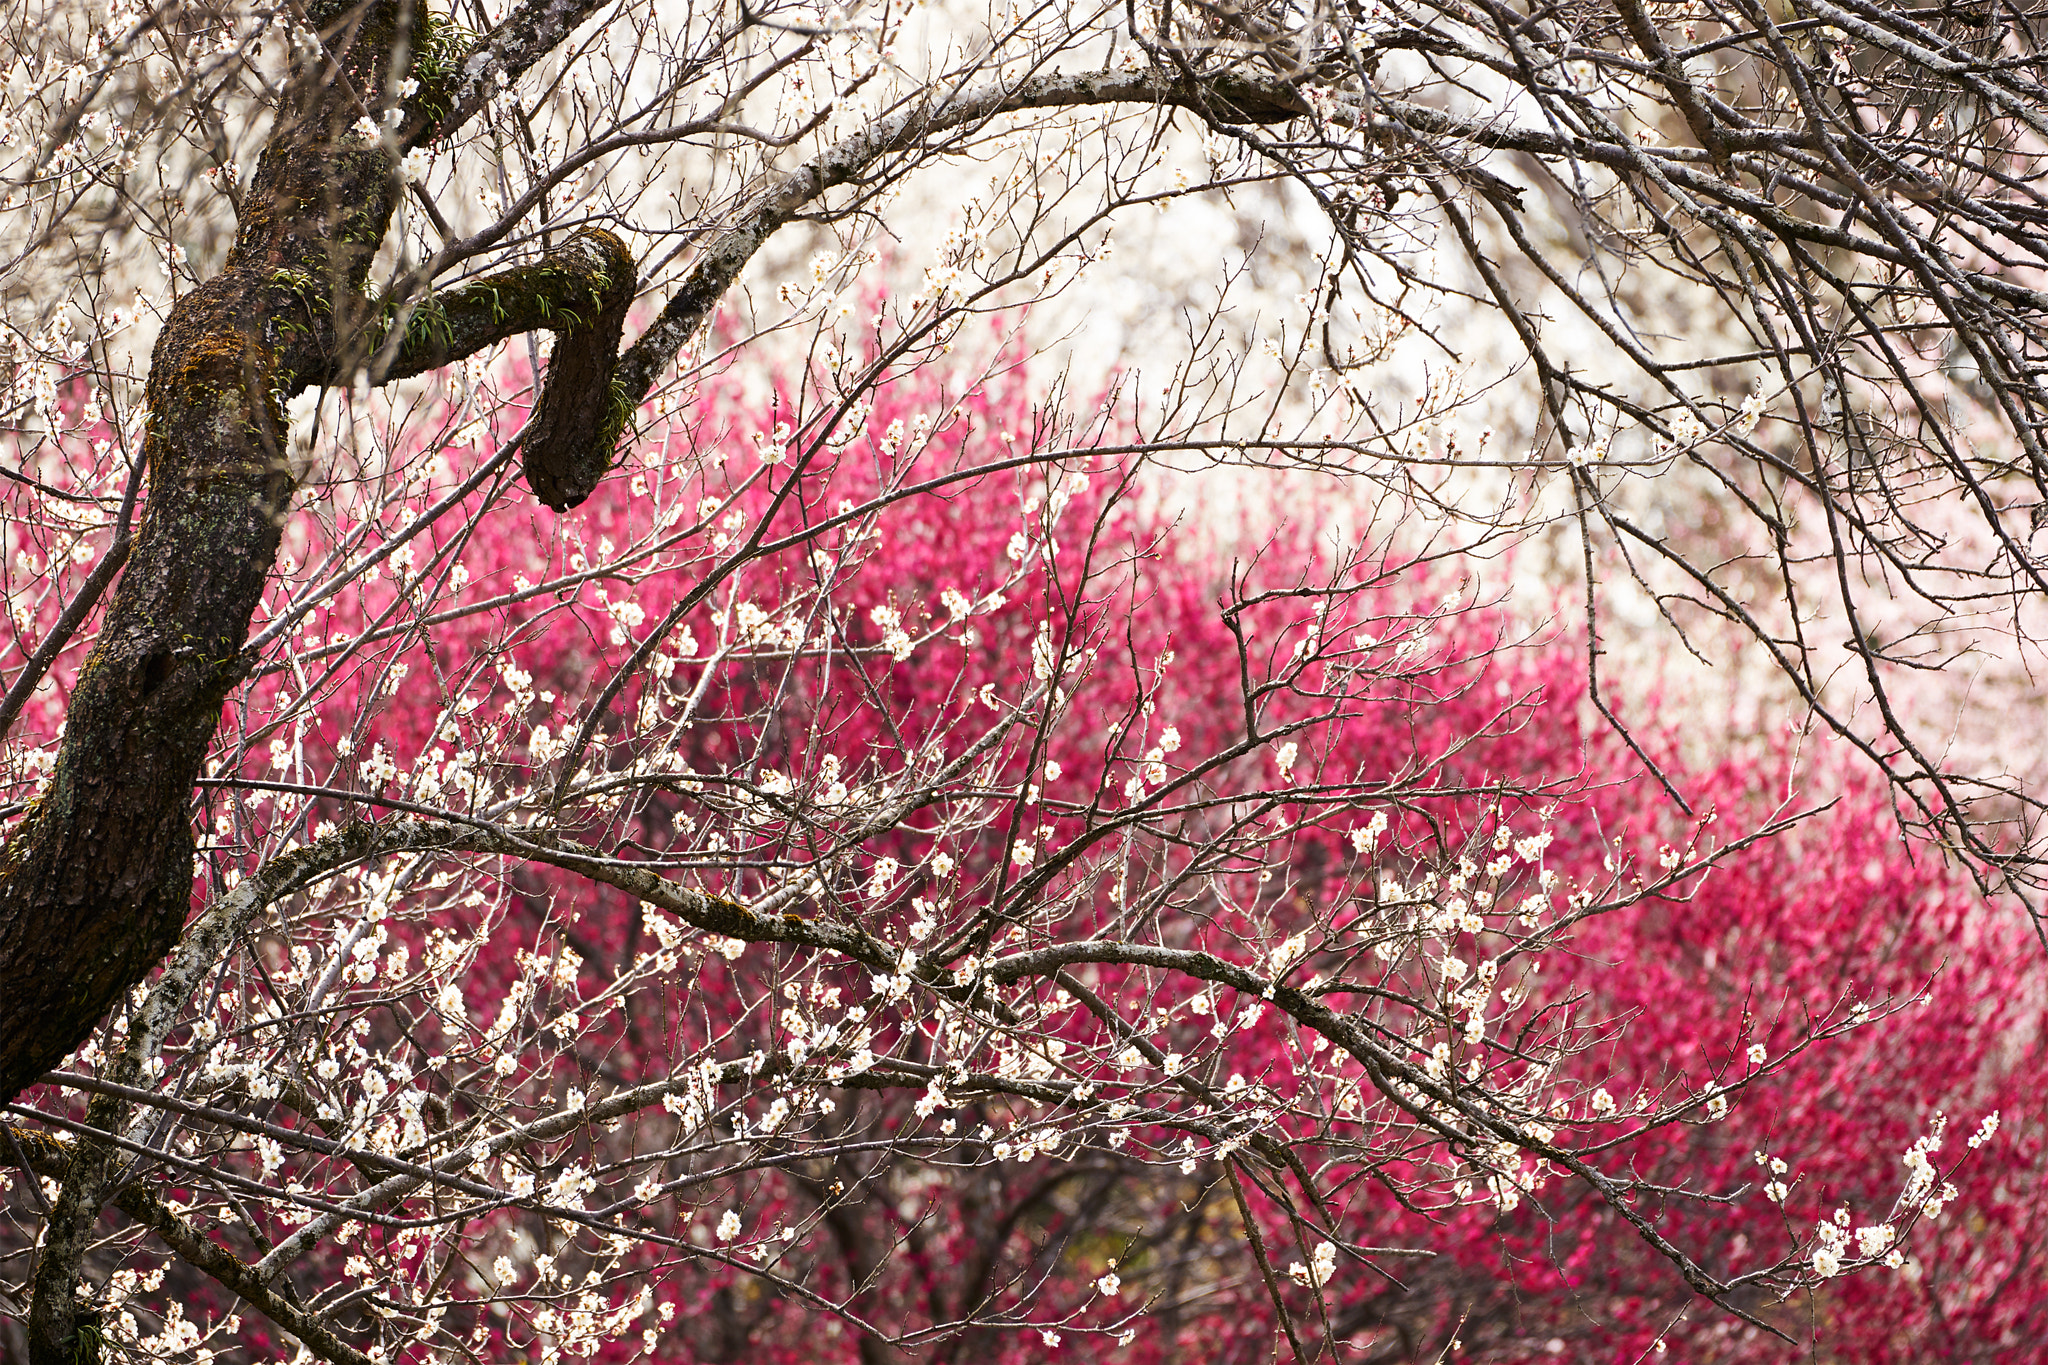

0,0,408,1108
0,0,643,1107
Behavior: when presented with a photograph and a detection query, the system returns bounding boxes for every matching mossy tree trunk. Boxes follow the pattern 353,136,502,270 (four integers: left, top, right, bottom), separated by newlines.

0,3,400,1114
0,0,635,1111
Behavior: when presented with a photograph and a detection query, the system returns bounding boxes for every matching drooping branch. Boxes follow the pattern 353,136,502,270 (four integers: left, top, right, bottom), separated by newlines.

370,70,1304,504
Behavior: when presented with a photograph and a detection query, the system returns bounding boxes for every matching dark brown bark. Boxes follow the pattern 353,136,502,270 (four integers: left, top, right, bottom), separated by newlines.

383,226,638,509
0,17,418,1357
0,1,414,1106
0,1,646,1119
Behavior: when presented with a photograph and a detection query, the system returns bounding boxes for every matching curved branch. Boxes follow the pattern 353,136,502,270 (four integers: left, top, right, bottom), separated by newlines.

612,66,1306,402
378,226,637,509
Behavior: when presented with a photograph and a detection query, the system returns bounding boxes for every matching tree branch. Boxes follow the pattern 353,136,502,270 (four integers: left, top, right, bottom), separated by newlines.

612,67,1307,402
376,226,637,509
1,1124,374,1365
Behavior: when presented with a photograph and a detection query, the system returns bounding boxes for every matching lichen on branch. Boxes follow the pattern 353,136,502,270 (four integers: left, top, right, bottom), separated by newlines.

383,226,637,509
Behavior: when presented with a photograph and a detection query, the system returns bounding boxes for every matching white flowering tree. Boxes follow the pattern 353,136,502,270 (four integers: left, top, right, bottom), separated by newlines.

0,0,2038,1359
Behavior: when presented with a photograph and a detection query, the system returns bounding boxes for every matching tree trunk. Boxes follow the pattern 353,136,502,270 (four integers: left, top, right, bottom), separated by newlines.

0,0,410,1106
0,0,644,1113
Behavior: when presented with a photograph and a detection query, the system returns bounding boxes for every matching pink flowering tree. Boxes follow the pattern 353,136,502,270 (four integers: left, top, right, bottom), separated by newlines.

2,325,2036,1363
